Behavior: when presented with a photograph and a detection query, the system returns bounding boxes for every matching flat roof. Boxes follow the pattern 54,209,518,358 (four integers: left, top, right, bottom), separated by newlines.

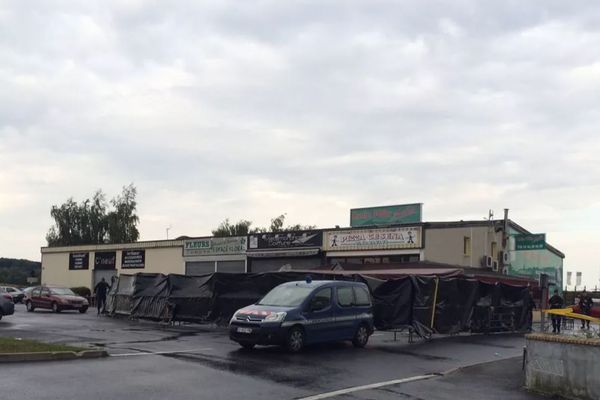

40,219,565,258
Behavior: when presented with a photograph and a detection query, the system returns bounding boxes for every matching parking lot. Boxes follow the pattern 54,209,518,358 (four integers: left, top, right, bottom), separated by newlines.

0,305,544,400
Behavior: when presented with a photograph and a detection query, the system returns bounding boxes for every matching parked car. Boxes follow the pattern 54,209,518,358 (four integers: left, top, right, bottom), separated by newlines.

0,293,15,320
25,286,89,313
21,286,35,301
0,286,25,303
229,279,374,352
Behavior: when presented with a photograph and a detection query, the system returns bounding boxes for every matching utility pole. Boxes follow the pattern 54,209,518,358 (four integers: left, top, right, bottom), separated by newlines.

166,226,171,240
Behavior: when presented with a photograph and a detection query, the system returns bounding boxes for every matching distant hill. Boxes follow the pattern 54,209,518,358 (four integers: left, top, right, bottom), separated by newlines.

0,258,41,286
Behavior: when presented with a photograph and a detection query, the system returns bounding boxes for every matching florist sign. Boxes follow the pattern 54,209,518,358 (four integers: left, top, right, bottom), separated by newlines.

183,237,247,257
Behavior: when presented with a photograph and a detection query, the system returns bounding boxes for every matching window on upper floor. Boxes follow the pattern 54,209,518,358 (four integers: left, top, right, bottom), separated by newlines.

463,237,471,256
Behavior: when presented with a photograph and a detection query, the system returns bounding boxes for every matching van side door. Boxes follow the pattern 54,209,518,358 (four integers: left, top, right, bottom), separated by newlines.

352,285,374,332
334,286,357,339
303,287,335,343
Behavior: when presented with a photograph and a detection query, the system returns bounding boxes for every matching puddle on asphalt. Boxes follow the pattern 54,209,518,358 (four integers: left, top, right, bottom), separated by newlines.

163,352,323,388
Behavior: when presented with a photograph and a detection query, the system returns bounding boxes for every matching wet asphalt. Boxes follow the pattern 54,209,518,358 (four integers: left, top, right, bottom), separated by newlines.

0,304,544,400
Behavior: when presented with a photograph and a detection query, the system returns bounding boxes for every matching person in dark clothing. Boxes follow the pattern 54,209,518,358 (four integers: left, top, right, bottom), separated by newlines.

94,278,110,315
548,289,564,334
525,290,536,332
579,290,593,329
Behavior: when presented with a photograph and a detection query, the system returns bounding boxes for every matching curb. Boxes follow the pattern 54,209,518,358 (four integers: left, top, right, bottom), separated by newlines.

526,332,600,346
0,349,108,363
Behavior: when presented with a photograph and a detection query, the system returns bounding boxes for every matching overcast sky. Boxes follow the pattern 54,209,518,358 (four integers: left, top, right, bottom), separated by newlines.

1,1,599,286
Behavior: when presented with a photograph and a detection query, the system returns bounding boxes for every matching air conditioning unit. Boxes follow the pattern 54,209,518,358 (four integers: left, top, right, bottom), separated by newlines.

481,256,493,268
492,260,499,272
502,266,509,275
500,251,510,265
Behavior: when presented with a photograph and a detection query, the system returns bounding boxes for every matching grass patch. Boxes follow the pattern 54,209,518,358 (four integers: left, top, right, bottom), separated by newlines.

0,337,86,353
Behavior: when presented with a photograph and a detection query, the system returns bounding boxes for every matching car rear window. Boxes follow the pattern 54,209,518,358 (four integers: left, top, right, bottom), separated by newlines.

337,286,354,307
353,287,371,306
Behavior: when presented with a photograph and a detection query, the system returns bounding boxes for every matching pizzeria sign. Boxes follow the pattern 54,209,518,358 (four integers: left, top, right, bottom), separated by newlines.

324,227,422,251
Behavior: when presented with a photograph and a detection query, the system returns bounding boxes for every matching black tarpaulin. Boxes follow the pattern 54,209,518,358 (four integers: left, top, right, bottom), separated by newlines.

432,278,479,334
130,273,170,320
470,282,532,333
168,274,214,322
411,277,437,337
107,274,135,316
107,271,532,336
370,277,413,330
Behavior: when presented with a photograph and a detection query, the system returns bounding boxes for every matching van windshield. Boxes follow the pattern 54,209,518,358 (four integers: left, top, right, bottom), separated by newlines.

257,285,314,307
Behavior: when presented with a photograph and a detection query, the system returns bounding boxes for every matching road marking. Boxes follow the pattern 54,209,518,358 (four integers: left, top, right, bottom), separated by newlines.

296,374,438,400
110,348,213,357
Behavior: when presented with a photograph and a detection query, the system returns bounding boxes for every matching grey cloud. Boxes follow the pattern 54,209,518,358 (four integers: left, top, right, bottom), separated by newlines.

1,1,600,285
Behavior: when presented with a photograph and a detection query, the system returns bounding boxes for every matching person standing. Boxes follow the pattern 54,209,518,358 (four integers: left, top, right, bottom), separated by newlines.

579,290,593,329
525,289,537,332
548,289,564,334
94,278,110,315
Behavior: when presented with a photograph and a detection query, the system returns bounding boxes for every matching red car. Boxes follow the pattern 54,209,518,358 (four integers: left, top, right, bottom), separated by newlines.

25,286,89,313
572,300,600,318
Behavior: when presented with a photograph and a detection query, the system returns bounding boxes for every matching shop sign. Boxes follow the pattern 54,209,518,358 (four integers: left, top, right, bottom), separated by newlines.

248,231,323,250
350,204,422,227
515,234,546,250
324,227,422,251
122,250,145,269
94,251,116,270
184,237,247,257
69,252,89,270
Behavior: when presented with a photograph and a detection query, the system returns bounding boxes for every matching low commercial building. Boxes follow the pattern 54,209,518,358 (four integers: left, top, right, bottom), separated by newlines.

41,216,564,290
183,236,247,275
41,240,184,289
321,220,563,287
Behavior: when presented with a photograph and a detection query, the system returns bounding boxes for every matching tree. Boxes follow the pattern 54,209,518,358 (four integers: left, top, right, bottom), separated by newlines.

211,214,316,237
212,219,255,237
268,214,316,232
106,184,139,243
0,258,41,286
46,184,139,246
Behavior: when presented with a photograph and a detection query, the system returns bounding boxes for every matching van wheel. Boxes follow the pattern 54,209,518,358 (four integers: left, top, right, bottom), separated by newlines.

352,324,369,348
286,326,305,353
26,301,35,312
52,302,61,313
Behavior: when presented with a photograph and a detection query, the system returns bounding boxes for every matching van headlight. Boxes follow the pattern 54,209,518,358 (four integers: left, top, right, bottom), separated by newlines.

263,312,286,323
230,310,242,324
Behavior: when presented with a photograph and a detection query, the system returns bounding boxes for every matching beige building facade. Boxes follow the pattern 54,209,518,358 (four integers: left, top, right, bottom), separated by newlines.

423,221,505,269
41,240,185,289
40,219,564,290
